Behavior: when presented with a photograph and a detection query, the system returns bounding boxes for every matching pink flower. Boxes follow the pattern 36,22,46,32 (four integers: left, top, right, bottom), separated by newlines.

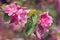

20,15,27,27
11,14,19,24
17,9,28,27
36,26,44,39
17,5,22,10
38,12,53,32
4,4,17,16
4,4,29,27
39,12,53,28
11,9,28,27
36,12,53,39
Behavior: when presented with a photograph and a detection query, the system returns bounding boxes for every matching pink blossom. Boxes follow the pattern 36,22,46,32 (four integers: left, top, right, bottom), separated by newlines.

36,12,53,39
10,11,28,28
4,4,17,16
20,16,27,27
17,5,22,10
38,12,53,32
36,26,44,39
10,9,28,27
39,12,53,28
11,14,19,24
17,9,28,27
4,4,29,27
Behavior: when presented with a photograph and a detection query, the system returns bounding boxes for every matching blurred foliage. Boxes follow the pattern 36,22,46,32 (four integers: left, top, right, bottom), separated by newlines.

26,11,42,36
50,9,56,22
16,1,24,6
56,32,60,37
28,9,37,17
2,4,6,10
4,13,10,22
43,32,50,40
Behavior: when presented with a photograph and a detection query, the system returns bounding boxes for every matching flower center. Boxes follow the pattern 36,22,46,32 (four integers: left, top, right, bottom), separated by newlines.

9,8,13,12
41,19,45,22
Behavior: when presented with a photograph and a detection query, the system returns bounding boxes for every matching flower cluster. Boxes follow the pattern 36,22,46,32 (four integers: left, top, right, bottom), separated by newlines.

4,4,53,40
4,4,29,27
36,12,53,39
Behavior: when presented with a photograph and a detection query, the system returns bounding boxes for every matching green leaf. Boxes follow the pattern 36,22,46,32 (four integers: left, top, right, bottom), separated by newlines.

4,13,10,22
26,16,37,36
32,15,39,25
26,21,32,32
32,10,42,25
26,24,36,36
26,11,42,36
